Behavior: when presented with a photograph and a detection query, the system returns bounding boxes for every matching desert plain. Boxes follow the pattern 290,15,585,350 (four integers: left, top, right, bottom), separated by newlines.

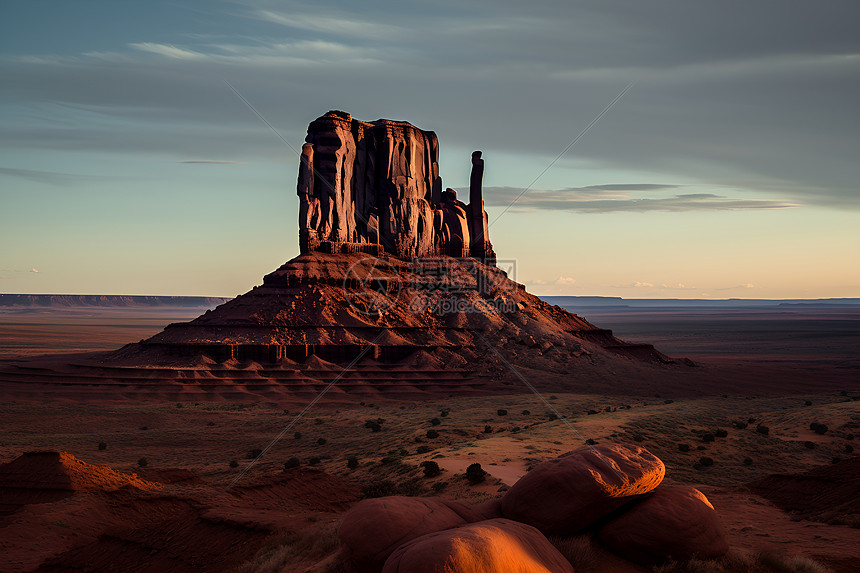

0,299,857,572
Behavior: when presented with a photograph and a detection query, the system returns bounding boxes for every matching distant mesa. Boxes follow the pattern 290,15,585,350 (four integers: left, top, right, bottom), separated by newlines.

298,111,495,263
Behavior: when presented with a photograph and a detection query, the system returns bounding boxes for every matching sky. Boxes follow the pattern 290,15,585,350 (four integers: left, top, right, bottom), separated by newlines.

1,0,858,299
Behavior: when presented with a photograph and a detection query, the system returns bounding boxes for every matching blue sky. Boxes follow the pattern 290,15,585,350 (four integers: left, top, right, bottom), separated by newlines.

1,0,858,298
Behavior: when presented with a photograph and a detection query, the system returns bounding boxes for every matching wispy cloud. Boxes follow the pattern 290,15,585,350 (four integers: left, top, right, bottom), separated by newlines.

484,186,798,213
555,276,577,285
0,167,116,185
178,160,248,165
255,9,403,41
129,42,207,60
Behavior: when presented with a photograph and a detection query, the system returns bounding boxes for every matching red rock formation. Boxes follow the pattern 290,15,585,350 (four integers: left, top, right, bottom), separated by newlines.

596,485,729,565
381,518,574,573
500,445,665,535
339,495,496,573
298,111,496,264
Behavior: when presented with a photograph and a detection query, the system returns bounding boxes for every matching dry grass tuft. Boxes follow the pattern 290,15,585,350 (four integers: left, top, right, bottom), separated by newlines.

548,535,601,573
653,549,833,573
232,520,348,573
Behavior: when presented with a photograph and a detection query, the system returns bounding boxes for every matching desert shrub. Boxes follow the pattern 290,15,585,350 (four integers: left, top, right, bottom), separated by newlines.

308,457,321,466
804,441,816,449
317,438,327,446
847,434,855,440
549,395,558,400
698,456,714,467
845,444,854,453
364,420,382,432
831,457,842,464
743,457,753,466
284,457,300,469
715,429,728,438
585,438,597,445
810,422,828,435
702,433,715,443
521,410,531,415
511,426,521,432
137,457,148,467
587,409,599,415
314,418,323,425
440,409,449,417
679,443,691,452
293,432,301,439
229,459,239,468
732,421,748,429
664,399,674,404
176,403,183,408
748,417,757,424
548,413,558,421
604,406,612,412
756,424,770,435
206,421,215,426
483,425,493,434
421,461,441,477
346,456,359,470
497,409,508,416
465,463,486,484
416,445,432,454
247,448,263,459
430,417,441,426
361,478,425,499
804,400,813,406
633,434,645,442
140,426,148,431
98,442,107,451
426,429,439,439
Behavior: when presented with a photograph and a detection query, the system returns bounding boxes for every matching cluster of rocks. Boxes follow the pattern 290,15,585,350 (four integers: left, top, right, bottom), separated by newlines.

298,111,495,263
339,445,728,572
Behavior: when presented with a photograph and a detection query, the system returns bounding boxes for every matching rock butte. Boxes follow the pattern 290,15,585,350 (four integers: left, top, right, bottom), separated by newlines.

0,112,681,400
298,111,495,264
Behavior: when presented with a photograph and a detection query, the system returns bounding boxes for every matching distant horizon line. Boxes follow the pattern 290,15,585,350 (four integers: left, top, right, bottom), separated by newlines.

2,292,858,303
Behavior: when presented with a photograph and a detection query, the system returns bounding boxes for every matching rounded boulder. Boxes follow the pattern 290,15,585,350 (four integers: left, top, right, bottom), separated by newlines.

381,518,574,573
597,485,729,565
339,496,495,573
500,444,665,535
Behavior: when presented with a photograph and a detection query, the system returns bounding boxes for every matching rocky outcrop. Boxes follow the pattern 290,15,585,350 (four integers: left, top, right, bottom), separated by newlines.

596,485,729,565
381,518,575,573
297,111,495,264
500,445,665,535
338,496,496,573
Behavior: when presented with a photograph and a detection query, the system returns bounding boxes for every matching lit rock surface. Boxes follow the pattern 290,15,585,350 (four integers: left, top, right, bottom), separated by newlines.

339,496,496,573
500,445,665,535
381,518,574,573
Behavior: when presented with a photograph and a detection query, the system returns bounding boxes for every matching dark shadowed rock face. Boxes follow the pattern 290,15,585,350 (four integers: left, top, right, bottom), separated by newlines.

596,485,729,565
298,111,495,263
500,444,665,535
381,518,575,573
338,496,497,573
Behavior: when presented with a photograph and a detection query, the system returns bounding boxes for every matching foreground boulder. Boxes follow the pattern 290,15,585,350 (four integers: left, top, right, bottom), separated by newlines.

381,518,574,573
339,496,497,573
597,485,729,565
501,445,665,535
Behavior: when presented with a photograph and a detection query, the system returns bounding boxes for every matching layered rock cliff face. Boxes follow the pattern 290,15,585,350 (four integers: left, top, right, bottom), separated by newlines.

298,111,495,264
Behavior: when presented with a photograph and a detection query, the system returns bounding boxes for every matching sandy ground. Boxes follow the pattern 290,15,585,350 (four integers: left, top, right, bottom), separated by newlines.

0,306,858,571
